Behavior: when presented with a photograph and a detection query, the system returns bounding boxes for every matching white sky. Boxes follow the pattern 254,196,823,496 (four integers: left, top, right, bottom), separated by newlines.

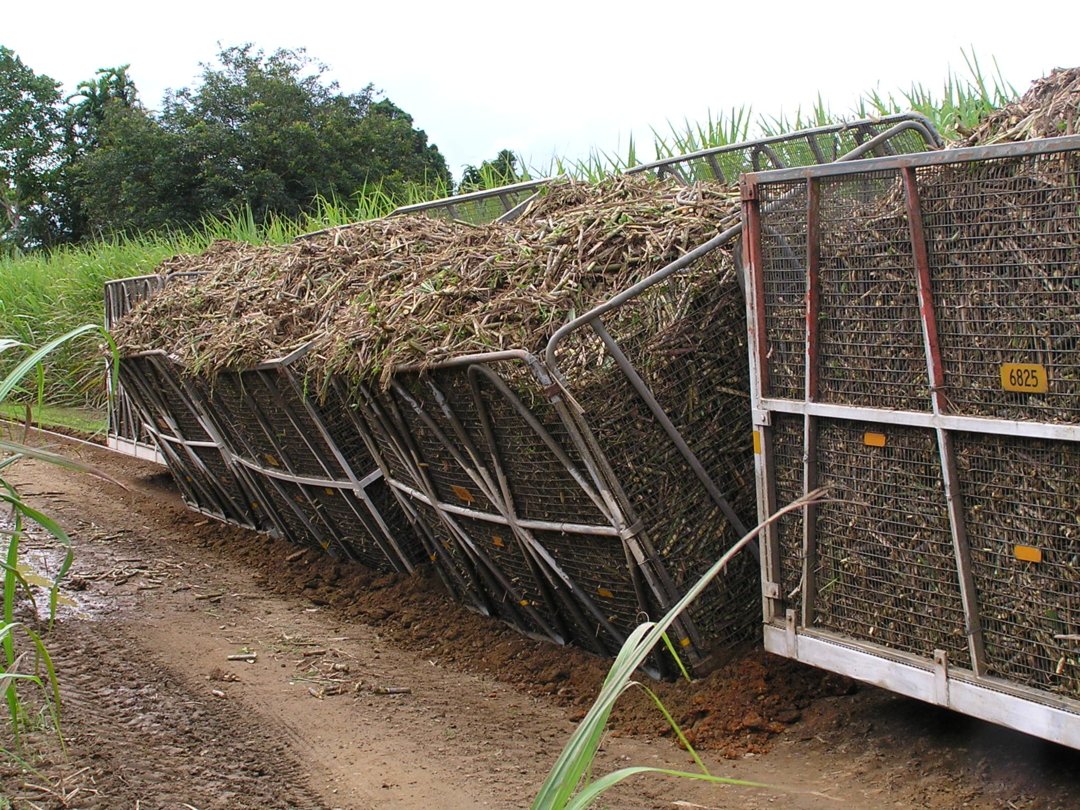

5,1,1079,181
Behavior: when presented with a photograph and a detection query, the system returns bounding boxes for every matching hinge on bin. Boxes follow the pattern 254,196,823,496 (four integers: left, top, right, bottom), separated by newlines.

763,581,780,599
739,177,758,202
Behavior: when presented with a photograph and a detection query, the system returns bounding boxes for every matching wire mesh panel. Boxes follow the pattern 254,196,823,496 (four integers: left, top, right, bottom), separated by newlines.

769,413,806,616
817,173,931,410
955,431,1080,696
193,363,422,573
745,135,1080,748
922,151,1080,425
810,420,969,664
755,181,809,401
552,254,761,658
116,353,261,528
333,359,640,656
105,276,166,457
532,116,945,672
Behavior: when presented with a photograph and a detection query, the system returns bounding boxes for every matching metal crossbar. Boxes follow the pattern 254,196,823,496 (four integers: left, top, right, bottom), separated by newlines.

187,356,422,574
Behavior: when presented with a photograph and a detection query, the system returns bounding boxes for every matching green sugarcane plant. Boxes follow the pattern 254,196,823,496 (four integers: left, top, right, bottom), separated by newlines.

0,325,117,745
532,488,829,810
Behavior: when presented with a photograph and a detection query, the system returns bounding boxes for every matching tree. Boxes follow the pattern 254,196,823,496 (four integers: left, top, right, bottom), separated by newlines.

460,149,522,192
72,104,200,237
64,65,140,153
0,47,63,251
155,44,452,224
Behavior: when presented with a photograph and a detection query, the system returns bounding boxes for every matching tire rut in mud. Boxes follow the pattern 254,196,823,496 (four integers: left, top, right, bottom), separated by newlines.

47,618,327,810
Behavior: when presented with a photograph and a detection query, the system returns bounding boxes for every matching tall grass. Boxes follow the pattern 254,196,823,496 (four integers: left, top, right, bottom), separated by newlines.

0,187,413,408
559,49,1018,179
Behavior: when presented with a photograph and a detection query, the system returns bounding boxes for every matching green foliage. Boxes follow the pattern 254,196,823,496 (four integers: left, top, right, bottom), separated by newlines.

856,51,1017,140
136,44,451,232
1,44,453,244
0,325,115,748
460,149,526,192
0,47,64,253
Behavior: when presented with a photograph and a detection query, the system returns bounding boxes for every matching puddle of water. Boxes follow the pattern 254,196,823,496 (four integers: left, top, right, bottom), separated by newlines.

15,564,79,609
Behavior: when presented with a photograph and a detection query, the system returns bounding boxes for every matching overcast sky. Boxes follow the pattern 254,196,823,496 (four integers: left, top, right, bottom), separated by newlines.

6,1,1079,181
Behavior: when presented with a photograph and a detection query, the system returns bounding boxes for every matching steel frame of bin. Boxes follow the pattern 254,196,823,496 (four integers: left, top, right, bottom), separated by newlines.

293,114,942,235
341,115,943,673
117,350,263,529
530,115,943,669
741,135,1080,750
105,276,166,463
339,350,686,665
185,346,423,574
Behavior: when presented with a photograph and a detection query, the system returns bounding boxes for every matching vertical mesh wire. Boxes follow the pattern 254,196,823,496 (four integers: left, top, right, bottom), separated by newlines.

436,363,645,651
922,152,1080,425
387,377,500,514
756,180,808,401
210,369,419,572
461,366,606,527
811,419,969,665
306,386,424,568
404,371,552,624
769,414,806,616
816,171,930,410
956,431,1080,696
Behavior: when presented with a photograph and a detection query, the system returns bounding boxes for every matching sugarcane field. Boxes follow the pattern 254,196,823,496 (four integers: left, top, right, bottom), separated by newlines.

2,35,1080,809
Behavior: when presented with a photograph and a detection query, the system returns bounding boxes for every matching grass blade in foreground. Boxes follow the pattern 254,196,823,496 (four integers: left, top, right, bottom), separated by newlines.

531,489,830,810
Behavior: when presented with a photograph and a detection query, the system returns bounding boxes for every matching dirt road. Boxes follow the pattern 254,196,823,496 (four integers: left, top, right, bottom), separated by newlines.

1,433,1076,809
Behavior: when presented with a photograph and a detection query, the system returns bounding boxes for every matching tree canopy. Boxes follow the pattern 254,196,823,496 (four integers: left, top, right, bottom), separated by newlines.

0,46,63,250
0,44,455,249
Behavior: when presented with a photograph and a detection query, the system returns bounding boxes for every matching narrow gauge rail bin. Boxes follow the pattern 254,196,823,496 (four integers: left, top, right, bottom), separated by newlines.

742,135,1080,748
324,116,943,674
116,350,263,530
189,347,424,574
105,275,166,462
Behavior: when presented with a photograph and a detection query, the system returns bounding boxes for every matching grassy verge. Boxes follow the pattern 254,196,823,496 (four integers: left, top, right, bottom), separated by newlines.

0,404,107,438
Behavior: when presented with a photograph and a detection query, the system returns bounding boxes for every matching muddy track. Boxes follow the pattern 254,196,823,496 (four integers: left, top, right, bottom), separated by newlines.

1,432,1078,809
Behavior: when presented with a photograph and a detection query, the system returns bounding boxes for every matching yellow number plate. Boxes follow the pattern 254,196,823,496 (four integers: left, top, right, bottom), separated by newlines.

1000,363,1048,394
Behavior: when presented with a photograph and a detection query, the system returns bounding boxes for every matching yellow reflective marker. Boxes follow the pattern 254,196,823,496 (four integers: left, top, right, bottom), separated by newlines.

597,587,614,599
519,599,529,607
1001,363,1048,393
264,453,280,468
680,637,692,648
451,484,474,504
492,535,505,548
1014,545,1043,563
752,431,762,454
864,432,887,448
325,487,335,496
